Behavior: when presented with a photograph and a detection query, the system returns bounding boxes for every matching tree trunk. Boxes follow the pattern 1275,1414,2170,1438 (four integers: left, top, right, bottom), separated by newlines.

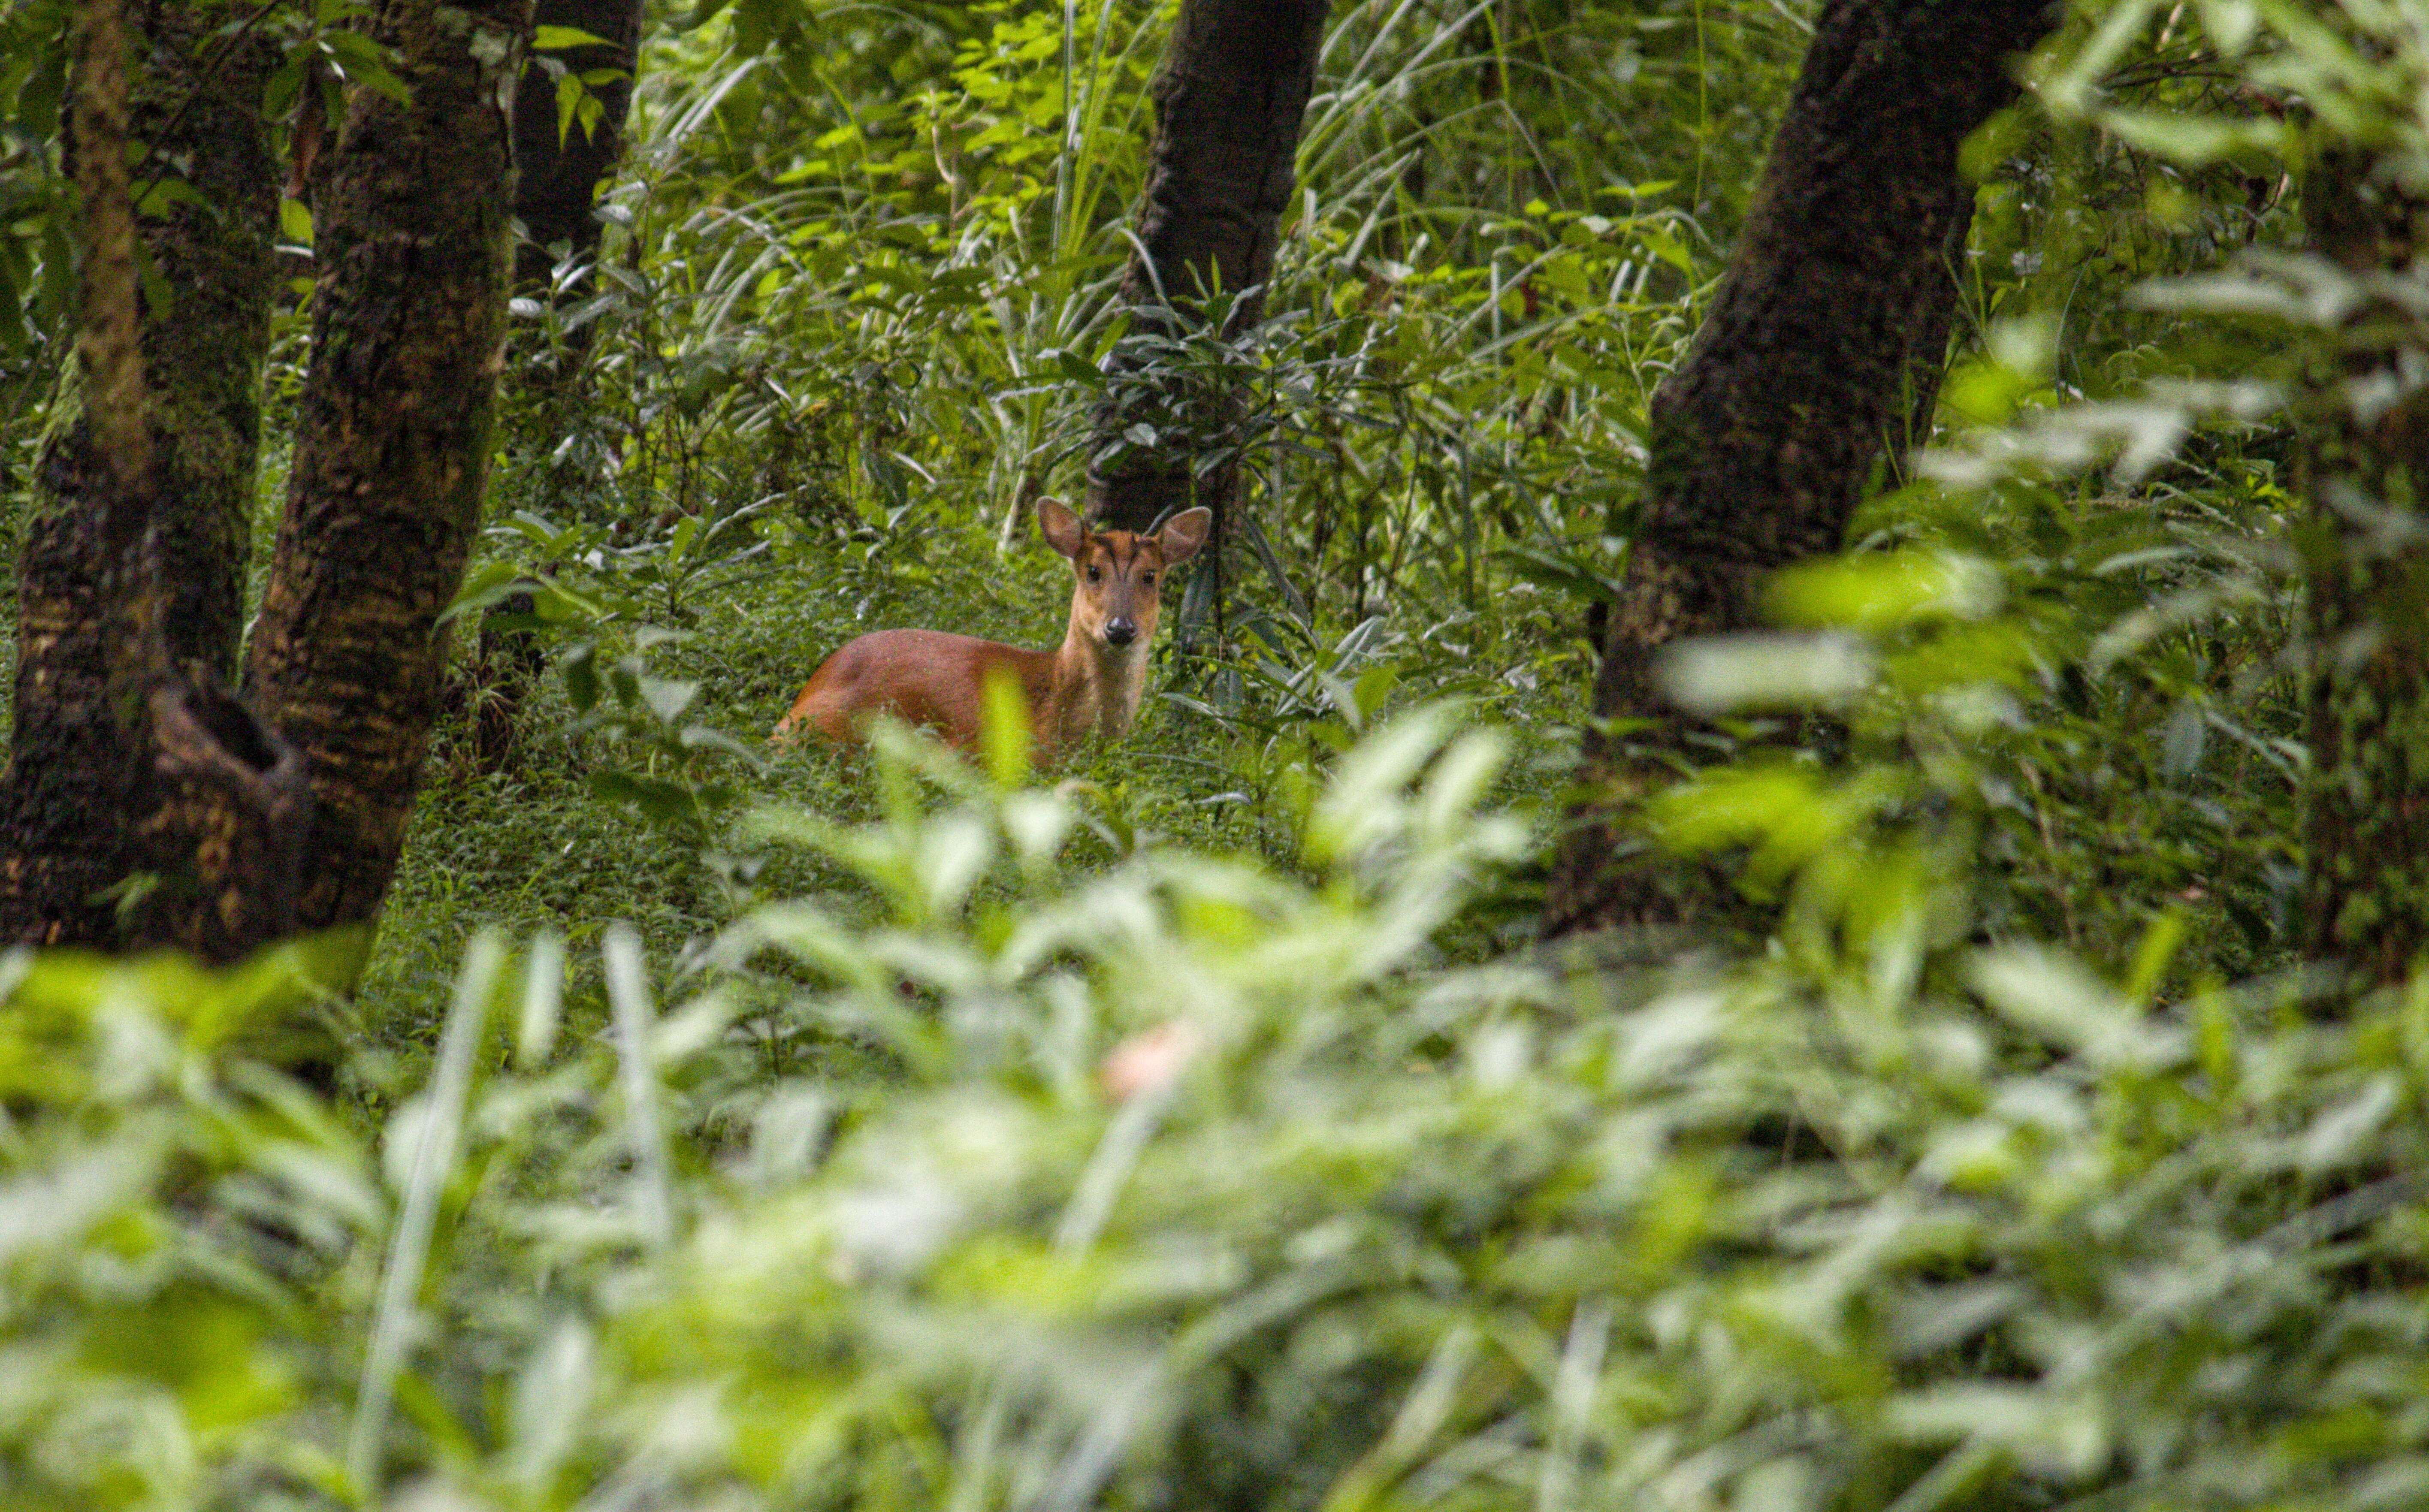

1082,0,1328,537
0,0,295,952
1541,0,2057,940
511,0,644,299
2299,148,2429,986
242,0,533,934
475,0,647,771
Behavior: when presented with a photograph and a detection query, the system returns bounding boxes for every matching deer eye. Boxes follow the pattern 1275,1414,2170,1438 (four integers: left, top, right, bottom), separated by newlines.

1142,573,1156,586
1087,566,1103,583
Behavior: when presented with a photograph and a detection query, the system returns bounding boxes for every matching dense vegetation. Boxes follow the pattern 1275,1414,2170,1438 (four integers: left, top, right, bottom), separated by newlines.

10,0,2429,1508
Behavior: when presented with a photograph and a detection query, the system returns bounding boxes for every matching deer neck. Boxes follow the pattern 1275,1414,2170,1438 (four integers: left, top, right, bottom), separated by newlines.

1051,629,1149,750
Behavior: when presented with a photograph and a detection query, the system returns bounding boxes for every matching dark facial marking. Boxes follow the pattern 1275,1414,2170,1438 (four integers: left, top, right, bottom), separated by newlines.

1078,531,1170,597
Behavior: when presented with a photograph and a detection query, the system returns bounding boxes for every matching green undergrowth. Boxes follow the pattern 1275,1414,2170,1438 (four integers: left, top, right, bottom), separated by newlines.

7,703,2427,1512
357,491,1595,1092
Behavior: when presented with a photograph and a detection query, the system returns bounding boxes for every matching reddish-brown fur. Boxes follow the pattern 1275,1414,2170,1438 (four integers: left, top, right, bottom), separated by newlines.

774,499,1210,762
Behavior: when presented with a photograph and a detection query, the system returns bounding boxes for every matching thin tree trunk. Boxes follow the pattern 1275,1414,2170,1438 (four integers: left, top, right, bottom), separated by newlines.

511,0,643,310
1082,0,1328,538
473,0,646,771
1896,202,1976,468
243,0,533,934
0,0,299,953
1542,0,2056,940
2300,148,2429,986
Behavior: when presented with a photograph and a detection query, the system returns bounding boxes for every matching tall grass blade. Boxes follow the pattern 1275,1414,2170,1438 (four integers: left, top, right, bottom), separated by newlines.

604,921,677,1251
347,927,505,1497
517,927,566,1068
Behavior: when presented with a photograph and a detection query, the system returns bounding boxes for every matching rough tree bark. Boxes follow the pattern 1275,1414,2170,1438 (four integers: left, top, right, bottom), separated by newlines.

242,0,534,934
1083,0,1328,537
2299,148,2429,986
0,0,158,951
1541,0,2057,941
0,0,304,955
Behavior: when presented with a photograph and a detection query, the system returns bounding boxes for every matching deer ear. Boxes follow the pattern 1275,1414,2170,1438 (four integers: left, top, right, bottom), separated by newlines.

1157,507,1212,566
1037,497,1085,559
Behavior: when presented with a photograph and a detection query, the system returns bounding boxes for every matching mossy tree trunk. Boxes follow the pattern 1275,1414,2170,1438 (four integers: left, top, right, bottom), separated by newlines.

242,0,533,935
2299,148,2429,986
0,0,302,954
1541,0,2057,940
1,0,530,958
1082,0,1328,538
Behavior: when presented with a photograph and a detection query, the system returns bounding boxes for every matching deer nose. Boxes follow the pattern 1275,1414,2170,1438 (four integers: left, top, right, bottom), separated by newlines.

1104,617,1138,646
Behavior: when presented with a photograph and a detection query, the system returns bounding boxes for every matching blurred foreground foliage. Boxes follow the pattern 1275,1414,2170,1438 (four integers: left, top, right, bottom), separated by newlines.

11,715,2429,1510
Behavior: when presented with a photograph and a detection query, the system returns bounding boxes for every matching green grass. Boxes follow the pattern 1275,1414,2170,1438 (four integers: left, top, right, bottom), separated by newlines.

356,490,1595,1082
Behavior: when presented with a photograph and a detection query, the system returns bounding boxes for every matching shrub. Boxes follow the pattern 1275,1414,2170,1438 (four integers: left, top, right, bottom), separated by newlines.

9,712,2429,1511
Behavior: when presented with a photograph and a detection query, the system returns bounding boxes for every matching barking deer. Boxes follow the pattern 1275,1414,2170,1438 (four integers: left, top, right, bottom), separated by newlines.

774,498,1211,762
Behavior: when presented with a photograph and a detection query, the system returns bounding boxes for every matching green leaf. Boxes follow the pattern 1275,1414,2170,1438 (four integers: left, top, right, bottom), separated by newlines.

637,675,698,724
532,24,614,50
130,176,211,217
1767,550,2001,633
437,562,534,625
590,769,703,824
556,72,585,147
979,666,1033,788
1492,541,1628,607
2097,109,2290,169
1656,632,1876,716
559,643,600,714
